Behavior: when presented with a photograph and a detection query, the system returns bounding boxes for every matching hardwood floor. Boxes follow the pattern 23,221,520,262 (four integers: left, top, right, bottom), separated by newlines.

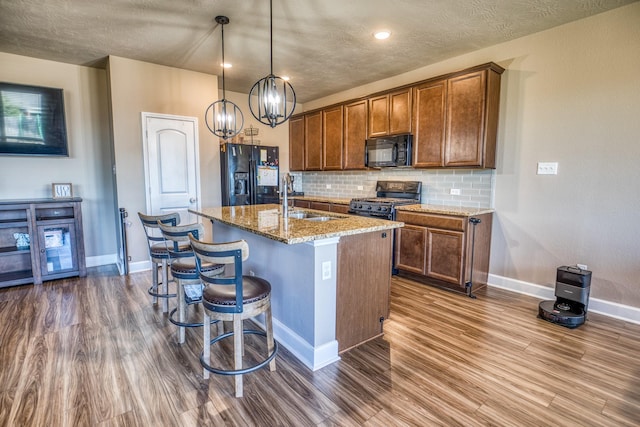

1,266,639,426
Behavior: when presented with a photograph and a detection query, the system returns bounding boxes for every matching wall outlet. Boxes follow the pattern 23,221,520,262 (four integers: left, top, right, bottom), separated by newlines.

537,162,558,175
326,184,331,189
357,185,363,191
322,261,331,280
450,188,461,195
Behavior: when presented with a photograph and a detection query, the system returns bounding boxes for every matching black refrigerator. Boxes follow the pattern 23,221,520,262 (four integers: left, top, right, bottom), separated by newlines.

220,143,280,206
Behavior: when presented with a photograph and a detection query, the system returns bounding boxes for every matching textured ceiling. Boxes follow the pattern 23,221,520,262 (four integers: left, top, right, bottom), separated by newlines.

0,0,635,103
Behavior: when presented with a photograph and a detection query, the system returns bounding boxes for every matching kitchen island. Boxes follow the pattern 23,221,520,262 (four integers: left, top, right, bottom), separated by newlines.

190,204,403,370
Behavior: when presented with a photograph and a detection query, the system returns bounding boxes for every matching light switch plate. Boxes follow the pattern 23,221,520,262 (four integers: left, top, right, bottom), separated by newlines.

450,188,461,195
537,162,558,175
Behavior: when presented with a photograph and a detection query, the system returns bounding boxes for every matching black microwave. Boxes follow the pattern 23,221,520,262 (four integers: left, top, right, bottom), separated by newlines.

365,134,412,168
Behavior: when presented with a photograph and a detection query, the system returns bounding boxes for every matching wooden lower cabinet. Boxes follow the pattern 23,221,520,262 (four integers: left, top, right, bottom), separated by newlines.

292,200,311,209
337,230,392,352
294,200,350,214
395,210,492,292
310,201,331,211
330,203,350,214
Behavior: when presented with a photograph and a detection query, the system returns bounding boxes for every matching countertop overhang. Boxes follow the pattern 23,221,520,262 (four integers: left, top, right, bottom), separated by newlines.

190,204,403,244
396,204,494,217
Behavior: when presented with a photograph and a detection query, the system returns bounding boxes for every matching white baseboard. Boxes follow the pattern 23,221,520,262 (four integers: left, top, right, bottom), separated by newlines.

488,274,640,325
271,317,340,371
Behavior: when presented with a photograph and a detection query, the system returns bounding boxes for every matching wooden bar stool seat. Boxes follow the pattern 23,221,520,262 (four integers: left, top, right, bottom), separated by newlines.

138,212,180,313
157,222,225,344
189,235,277,398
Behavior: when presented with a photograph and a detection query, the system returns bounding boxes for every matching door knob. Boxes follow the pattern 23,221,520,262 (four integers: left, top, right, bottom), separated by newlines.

189,198,196,203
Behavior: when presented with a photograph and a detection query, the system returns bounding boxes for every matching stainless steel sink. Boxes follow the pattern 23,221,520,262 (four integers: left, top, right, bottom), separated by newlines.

304,216,334,222
287,211,343,221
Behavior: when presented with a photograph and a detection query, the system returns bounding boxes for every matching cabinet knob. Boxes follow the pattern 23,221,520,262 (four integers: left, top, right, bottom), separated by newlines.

189,198,196,203
40,249,46,253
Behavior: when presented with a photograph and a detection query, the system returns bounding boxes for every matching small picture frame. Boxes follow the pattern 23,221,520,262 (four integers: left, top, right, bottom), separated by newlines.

52,183,73,199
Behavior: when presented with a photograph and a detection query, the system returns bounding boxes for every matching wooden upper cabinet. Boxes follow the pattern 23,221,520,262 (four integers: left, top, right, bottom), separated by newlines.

389,89,412,135
322,105,344,170
289,115,305,171
368,88,411,137
368,95,388,137
413,64,503,169
445,71,486,167
343,100,368,170
413,80,447,167
304,111,322,171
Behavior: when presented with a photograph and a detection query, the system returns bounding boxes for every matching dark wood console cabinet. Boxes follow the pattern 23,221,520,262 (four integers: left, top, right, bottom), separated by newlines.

0,198,86,288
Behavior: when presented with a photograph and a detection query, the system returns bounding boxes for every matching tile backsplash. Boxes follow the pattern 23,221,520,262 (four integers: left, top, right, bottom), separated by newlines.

291,168,495,208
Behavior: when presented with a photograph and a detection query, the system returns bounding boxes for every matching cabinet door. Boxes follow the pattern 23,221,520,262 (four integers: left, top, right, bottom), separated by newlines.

368,95,389,137
445,70,486,167
293,200,311,208
0,207,33,287
425,228,464,285
322,105,344,170
309,201,331,212
289,115,305,171
395,225,427,274
413,80,446,167
330,204,351,214
343,100,367,170
389,89,412,135
37,221,79,278
304,111,323,170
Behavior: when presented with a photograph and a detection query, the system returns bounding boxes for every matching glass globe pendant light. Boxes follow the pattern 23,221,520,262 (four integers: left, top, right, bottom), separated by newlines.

248,0,296,128
205,16,244,139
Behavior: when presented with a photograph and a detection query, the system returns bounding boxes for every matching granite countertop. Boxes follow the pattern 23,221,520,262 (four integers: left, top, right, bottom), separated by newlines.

190,204,403,245
396,204,495,217
290,196,352,205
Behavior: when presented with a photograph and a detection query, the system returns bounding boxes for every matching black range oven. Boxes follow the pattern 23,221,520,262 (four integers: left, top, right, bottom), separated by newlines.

349,180,421,220
349,181,422,274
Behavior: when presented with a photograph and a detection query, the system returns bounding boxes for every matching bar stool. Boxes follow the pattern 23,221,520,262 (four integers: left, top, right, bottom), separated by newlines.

157,221,225,344
189,234,278,398
138,212,180,313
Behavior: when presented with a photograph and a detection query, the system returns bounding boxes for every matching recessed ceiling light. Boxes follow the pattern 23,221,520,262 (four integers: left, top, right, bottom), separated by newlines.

221,62,232,68
374,31,391,40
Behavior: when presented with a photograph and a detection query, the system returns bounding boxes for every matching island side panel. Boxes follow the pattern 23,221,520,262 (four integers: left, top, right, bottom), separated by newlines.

336,230,393,353
211,220,340,371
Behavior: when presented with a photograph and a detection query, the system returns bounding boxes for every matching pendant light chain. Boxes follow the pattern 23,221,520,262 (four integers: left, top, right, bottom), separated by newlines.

221,20,226,98
248,0,296,128
205,16,244,139
269,0,273,75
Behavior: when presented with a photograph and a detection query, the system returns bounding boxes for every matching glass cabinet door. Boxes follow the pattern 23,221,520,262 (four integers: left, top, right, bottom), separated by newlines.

37,223,78,276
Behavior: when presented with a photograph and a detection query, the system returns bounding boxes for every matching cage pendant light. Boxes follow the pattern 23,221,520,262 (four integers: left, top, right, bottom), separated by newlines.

248,0,296,128
205,16,244,139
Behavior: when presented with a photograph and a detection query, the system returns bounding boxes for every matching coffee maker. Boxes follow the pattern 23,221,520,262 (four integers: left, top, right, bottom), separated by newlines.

538,266,592,328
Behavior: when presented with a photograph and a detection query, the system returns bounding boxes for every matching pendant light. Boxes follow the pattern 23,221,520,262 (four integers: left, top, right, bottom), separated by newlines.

205,15,244,139
248,0,296,128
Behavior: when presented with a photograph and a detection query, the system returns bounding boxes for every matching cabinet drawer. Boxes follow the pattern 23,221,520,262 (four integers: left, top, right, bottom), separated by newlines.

36,207,75,220
310,201,331,212
396,211,465,231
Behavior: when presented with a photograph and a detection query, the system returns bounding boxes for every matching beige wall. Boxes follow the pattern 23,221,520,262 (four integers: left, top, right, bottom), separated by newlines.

107,56,221,267
304,3,640,308
0,52,116,262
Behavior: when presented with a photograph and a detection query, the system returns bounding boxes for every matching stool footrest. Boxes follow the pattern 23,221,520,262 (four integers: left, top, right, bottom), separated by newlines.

168,308,219,328
200,329,278,376
148,284,177,299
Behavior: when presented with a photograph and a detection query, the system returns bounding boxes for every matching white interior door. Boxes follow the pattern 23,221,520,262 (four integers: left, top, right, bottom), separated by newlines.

142,113,201,224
